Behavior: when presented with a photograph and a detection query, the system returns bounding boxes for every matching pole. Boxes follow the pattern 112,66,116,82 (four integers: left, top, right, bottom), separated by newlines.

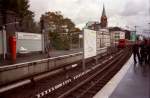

79,33,80,49
70,33,72,50
40,16,45,53
134,26,137,41
2,26,7,60
134,26,137,34
95,31,98,65
148,23,150,37
82,29,85,71
41,30,45,53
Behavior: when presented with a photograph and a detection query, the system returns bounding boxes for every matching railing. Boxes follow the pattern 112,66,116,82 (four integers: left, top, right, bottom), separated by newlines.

0,52,83,86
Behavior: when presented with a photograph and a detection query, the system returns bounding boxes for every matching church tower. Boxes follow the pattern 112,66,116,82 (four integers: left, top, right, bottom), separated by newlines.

100,4,108,28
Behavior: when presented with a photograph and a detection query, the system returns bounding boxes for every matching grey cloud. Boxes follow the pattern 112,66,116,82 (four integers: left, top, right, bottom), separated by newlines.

120,0,149,17
29,0,150,31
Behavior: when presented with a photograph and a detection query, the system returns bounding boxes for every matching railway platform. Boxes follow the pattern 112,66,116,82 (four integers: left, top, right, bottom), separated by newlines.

94,55,150,98
0,49,81,66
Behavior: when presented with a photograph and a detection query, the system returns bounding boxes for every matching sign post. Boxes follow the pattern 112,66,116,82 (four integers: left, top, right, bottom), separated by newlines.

82,30,85,71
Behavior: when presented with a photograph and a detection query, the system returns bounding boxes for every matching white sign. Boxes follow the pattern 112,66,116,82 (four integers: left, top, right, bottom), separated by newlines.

16,32,41,40
84,29,96,59
120,31,125,39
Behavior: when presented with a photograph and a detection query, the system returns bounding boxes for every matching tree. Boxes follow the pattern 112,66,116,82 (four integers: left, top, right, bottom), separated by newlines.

41,11,78,33
0,0,39,33
41,11,81,50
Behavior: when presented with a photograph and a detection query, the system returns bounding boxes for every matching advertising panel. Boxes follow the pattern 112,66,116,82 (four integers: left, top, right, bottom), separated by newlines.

84,29,96,59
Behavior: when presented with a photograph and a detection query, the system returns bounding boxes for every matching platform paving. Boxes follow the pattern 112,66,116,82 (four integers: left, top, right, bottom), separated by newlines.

110,63,150,98
94,55,150,98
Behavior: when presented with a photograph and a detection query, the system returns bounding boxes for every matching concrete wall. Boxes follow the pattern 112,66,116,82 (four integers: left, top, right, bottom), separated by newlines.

0,52,82,86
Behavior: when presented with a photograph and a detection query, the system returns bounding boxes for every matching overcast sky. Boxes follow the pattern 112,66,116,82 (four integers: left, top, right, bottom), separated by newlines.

29,0,150,35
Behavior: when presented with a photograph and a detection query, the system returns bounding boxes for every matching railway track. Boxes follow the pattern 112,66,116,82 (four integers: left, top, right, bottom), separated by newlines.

41,48,131,98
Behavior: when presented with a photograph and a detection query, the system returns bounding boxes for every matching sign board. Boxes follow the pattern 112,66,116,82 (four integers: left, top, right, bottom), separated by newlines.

16,32,42,52
84,29,96,59
120,31,125,39
17,32,41,40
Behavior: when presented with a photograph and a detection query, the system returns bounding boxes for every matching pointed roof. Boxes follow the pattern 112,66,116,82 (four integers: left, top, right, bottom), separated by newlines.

102,4,106,17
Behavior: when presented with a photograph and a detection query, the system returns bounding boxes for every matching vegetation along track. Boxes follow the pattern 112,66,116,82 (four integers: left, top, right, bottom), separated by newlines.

43,48,132,98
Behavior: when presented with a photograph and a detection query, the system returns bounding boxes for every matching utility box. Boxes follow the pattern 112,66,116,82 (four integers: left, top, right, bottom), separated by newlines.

9,36,17,61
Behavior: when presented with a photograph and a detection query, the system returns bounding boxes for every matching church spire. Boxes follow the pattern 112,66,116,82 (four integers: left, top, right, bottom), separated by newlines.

100,4,107,28
102,4,106,17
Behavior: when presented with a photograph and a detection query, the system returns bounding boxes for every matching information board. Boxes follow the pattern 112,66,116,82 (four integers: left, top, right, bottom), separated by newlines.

84,29,96,59
16,32,42,52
